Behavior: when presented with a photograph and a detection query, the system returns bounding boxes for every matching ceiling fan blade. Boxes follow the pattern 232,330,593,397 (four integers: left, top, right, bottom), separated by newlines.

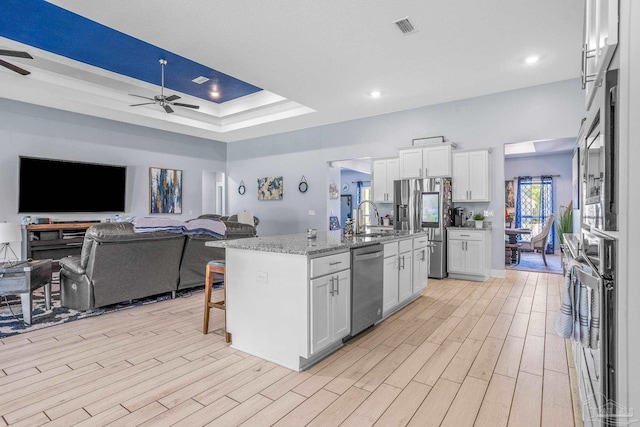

129,94,155,101
163,104,174,113
130,102,156,107
165,94,180,102
0,49,33,59
0,59,30,75
172,103,200,109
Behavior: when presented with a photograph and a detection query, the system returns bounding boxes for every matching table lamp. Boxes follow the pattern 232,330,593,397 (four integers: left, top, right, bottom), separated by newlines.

0,222,22,264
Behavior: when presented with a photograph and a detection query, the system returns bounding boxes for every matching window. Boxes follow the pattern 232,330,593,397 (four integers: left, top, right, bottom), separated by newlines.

516,176,555,253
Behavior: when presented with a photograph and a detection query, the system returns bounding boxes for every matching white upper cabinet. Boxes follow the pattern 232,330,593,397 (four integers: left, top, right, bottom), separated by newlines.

452,149,490,202
373,158,399,203
399,145,452,179
582,0,619,109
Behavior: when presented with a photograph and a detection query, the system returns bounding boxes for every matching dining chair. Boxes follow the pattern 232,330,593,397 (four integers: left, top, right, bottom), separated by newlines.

520,214,555,266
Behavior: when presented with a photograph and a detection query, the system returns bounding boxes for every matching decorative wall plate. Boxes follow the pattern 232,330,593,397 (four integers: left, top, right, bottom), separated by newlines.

298,176,308,193
238,181,246,195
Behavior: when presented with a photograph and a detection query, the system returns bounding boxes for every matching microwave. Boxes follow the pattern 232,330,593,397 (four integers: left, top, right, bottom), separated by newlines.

581,68,618,232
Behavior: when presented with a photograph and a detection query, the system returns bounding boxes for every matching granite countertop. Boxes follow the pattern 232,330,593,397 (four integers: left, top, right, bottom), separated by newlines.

205,229,427,256
446,225,492,231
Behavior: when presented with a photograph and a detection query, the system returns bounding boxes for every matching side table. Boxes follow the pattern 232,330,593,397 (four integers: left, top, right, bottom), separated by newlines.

0,259,53,324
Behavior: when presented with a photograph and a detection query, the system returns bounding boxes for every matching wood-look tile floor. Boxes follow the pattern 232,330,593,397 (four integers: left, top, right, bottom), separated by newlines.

0,270,582,426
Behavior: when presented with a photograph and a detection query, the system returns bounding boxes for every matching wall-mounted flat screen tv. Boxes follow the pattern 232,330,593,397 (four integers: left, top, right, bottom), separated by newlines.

18,156,127,213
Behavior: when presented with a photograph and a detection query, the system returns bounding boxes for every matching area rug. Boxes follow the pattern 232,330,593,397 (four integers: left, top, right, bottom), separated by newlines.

506,251,563,274
0,278,206,339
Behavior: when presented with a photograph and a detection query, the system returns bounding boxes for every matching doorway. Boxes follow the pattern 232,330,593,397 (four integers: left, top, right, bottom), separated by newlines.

202,170,225,216
503,138,574,274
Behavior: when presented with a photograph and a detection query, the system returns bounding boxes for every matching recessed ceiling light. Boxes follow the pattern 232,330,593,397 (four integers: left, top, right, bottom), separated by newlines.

369,90,381,98
524,55,539,65
210,84,220,98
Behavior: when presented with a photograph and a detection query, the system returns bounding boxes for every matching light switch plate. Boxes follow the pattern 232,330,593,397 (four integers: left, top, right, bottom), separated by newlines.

256,271,268,282
309,209,315,216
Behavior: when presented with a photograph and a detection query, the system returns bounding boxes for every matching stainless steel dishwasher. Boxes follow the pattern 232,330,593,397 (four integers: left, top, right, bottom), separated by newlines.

349,244,384,337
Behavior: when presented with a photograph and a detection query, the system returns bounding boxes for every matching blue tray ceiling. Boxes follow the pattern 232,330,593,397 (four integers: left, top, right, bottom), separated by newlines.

1,0,262,104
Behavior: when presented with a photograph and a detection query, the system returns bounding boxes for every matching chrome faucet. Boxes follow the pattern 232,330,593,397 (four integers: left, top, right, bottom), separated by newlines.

354,200,379,234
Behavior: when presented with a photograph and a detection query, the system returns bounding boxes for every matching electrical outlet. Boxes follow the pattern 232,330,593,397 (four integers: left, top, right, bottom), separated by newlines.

484,210,494,217
309,209,315,216
468,210,474,219
256,271,268,283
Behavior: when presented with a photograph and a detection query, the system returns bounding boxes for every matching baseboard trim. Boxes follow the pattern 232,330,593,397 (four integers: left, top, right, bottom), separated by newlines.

491,269,507,278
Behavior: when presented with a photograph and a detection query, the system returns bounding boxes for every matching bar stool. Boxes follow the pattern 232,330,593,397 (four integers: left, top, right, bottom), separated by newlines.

203,260,230,343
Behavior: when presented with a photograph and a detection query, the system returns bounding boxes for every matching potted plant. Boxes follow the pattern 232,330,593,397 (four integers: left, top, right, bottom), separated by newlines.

473,213,485,229
555,201,573,247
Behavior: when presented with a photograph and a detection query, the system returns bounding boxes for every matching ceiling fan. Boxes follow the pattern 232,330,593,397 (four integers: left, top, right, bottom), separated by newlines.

0,49,33,75
129,59,200,113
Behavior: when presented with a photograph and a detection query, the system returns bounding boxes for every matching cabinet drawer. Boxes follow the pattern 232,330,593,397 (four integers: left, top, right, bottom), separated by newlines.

384,242,398,258
413,235,429,249
447,230,483,241
398,238,413,253
310,252,350,278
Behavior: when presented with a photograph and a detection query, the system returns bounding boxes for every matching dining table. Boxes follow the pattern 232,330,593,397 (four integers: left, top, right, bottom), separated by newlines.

505,227,532,264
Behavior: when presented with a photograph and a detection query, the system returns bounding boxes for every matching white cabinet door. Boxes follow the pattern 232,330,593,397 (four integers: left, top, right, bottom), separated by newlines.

468,150,489,201
373,158,399,203
423,145,451,177
372,160,388,203
399,148,423,178
452,152,470,201
412,247,428,294
332,270,351,340
583,0,618,109
387,158,400,196
310,275,332,354
464,240,484,275
398,251,413,303
310,269,351,354
452,150,489,202
447,239,466,274
383,255,399,313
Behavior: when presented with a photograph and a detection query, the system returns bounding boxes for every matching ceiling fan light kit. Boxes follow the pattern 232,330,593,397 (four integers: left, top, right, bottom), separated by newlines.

129,59,201,113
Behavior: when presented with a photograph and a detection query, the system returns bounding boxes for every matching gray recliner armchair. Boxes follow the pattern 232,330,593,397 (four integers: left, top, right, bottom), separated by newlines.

59,222,186,310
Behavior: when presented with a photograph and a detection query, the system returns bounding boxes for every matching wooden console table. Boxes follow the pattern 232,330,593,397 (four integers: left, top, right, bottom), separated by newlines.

0,259,53,324
24,222,97,265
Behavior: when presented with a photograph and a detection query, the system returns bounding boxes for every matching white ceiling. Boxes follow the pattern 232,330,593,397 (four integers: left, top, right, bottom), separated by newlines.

1,1,584,143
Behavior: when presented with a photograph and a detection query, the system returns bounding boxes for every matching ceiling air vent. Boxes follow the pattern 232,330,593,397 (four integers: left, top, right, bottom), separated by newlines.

393,17,416,35
192,76,210,84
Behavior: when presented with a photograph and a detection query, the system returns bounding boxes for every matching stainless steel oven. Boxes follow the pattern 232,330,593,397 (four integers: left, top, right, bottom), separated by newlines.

578,228,617,425
582,68,618,232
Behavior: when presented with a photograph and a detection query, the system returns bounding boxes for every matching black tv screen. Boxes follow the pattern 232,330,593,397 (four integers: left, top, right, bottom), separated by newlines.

18,156,127,213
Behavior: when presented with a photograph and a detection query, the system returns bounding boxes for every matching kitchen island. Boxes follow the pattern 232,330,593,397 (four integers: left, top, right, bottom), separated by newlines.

206,229,429,371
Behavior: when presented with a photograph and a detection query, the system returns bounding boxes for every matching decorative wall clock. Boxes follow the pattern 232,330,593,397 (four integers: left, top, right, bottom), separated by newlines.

238,181,246,195
298,176,308,193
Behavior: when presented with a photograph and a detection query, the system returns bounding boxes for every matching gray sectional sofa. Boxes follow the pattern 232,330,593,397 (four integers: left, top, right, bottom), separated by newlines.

58,215,257,310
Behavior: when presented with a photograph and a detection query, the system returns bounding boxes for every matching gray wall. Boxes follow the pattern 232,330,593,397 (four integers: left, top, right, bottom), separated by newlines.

0,98,227,226
227,78,585,273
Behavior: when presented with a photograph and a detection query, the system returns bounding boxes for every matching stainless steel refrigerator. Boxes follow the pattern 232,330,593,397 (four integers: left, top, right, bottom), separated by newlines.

394,178,452,279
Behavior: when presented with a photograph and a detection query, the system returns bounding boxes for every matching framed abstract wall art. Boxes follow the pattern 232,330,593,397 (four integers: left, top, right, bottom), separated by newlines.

329,182,339,199
150,167,183,213
258,176,283,200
